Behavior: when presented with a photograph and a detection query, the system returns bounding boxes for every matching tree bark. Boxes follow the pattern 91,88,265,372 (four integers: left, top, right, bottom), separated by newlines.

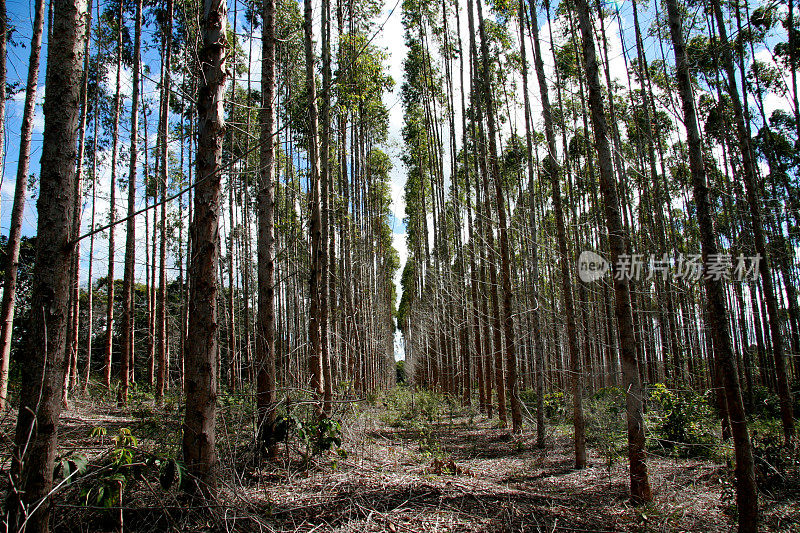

103,9,123,390
665,0,758,529
157,0,174,400
0,0,47,411
183,0,227,495
519,0,545,446
709,0,795,444
257,0,278,455
320,0,333,415
304,0,324,413
573,0,651,502
475,0,521,433
530,0,585,463
6,0,86,528
118,0,142,406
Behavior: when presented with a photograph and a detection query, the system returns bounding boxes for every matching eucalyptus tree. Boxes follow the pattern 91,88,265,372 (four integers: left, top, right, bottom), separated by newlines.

529,0,585,460
102,0,125,390
119,0,143,406
708,0,795,445
184,0,228,494
666,0,759,528
304,0,324,413
0,0,47,411
475,0,521,432
257,0,278,452
6,0,87,528
572,0,651,502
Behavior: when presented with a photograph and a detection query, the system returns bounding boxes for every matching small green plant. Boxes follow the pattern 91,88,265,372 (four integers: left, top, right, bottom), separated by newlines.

270,413,347,460
543,392,566,420
751,425,799,492
79,428,139,508
300,417,345,456
90,426,108,445
417,425,444,459
366,390,380,406
60,427,186,519
381,388,446,426
648,383,715,457
751,385,782,420
59,454,89,484
585,387,626,466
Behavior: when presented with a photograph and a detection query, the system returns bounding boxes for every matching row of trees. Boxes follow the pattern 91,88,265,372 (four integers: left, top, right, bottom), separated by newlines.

1,0,400,529
397,0,797,530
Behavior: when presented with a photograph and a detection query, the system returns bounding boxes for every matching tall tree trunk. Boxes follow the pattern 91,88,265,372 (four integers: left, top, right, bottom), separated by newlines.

63,0,94,406
0,0,7,207
84,16,101,393
709,0,795,444
103,11,124,390
519,0,545,446
475,0,520,433
320,0,333,415
666,1,759,529
257,0,278,455
183,0,227,494
530,0,584,463
118,0,143,406
5,0,86,527
304,0,324,413
157,0,174,400
573,0,651,502
0,0,47,411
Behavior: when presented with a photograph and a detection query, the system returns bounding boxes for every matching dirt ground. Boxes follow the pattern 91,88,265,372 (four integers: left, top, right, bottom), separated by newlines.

1,399,798,532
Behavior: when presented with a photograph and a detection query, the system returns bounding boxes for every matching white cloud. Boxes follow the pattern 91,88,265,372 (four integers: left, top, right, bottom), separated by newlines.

389,179,405,221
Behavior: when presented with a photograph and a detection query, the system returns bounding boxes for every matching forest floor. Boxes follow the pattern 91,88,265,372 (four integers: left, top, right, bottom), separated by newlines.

1,392,798,532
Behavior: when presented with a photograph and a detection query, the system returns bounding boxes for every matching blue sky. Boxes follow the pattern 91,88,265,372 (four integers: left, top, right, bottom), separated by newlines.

1,0,793,364
0,0,411,358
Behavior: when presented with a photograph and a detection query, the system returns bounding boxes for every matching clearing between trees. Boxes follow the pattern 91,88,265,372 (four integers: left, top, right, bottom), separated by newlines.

4,387,796,532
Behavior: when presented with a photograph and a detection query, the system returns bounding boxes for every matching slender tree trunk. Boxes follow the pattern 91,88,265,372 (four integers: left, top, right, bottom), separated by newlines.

519,0,545,445
665,1,759,528
529,0,585,463
118,0,142,406
709,0,795,444
320,0,333,415
6,0,86,527
84,16,101,393
304,0,324,413
0,0,47,411
475,0,520,432
0,0,7,203
157,0,174,400
103,12,123,390
183,0,227,494
63,0,94,406
257,0,278,455
573,0,651,502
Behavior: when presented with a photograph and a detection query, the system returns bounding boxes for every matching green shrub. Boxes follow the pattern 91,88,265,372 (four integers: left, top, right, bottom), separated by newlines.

591,386,626,408
417,425,445,459
381,387,446,427
265,411,347,461
751,420,800,492
520,389,538,407
543,391,566,421
751,385,782,419
59,428,184,511
586,387,627,465
648,383,716,457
